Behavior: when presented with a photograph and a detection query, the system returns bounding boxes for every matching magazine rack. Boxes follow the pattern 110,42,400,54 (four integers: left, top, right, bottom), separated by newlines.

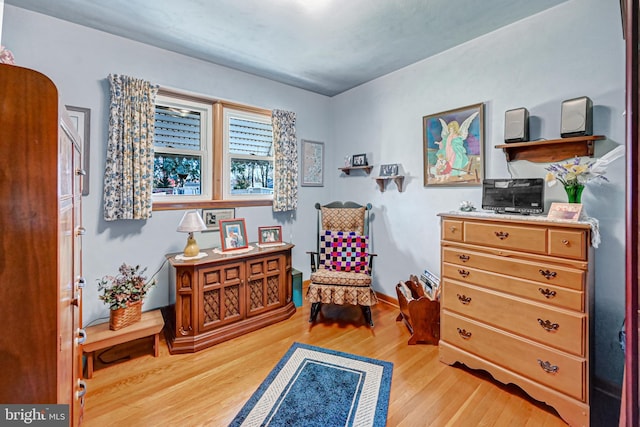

395,275,440,345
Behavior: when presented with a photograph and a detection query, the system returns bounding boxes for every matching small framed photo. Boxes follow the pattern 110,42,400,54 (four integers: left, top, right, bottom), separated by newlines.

547,203,583,221
202,208,235,232
379,163,399,177
219,218,248,251
258,226,283,245
352,153,368,166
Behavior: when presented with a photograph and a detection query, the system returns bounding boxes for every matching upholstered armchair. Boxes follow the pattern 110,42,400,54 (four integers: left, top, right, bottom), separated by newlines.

306,201,377,326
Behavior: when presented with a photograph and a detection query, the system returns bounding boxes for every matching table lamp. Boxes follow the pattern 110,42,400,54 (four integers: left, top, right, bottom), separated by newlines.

177,211,207,257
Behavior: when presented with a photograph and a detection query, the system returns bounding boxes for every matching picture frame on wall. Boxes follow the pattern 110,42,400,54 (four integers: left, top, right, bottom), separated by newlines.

202,208,235,232
66,105,91,195
219,218,248,251
258,226,283,246
422,102,484,187
301,139,324,186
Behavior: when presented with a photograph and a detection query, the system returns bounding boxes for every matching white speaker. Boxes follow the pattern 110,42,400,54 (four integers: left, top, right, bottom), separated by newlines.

504,107,529,143
561,96,593,137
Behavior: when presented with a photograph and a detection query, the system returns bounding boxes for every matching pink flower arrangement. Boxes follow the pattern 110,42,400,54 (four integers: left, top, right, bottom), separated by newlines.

97,263,156,310
0,46,15,65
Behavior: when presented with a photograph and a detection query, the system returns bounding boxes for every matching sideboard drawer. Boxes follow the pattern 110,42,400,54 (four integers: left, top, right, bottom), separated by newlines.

443,280,585,356
441,311,586,401
464,222,547,254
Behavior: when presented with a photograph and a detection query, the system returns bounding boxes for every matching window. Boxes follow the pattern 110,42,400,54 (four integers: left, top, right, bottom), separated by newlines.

153,95,212,201
223,108,274,200
151,91,273,209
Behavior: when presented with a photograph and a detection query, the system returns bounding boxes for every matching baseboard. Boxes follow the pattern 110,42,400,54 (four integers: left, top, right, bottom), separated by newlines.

375,292,397,307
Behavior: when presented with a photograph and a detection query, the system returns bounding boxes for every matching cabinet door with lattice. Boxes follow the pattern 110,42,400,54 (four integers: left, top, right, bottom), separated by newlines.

198,261,245,331
245,255,286,317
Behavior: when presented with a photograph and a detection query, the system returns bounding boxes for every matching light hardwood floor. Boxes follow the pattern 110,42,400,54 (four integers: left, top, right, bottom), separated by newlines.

82,300,572,426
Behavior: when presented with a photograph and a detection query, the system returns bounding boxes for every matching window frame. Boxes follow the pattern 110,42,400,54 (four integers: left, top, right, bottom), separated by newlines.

152,89,273,211
152,94,212,203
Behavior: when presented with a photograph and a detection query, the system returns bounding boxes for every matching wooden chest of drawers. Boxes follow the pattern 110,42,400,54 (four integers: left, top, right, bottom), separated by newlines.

439,213,593,427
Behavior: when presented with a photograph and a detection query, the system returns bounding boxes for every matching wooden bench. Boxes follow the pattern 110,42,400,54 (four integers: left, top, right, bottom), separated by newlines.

83,309,165,378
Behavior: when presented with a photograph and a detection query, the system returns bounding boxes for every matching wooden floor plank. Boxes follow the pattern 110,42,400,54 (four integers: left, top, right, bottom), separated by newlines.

82,300,570,426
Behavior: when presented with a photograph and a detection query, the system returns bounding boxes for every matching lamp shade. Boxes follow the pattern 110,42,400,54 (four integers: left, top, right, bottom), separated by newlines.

177,211,207,233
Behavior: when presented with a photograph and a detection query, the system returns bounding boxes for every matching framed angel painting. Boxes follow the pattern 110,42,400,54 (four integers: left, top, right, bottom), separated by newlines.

422,102,484,186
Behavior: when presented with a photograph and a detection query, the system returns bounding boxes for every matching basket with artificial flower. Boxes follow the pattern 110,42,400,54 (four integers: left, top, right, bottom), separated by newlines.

544,146,625,203
97,263,156,330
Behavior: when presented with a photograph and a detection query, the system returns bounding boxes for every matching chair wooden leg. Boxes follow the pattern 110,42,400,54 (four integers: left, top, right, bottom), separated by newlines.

309,302,322,323
361,305,374,327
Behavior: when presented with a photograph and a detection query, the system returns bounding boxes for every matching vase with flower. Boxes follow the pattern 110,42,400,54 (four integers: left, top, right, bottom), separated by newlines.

544,146,625,204
97,263,156,330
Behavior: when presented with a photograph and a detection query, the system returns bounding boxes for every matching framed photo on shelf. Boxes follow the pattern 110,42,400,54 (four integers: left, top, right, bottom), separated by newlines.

547,202,583,221
301,139,324,187
219,218,248,251
379,163,399,177
422,102,484,187
352,153,368,166
258,226,283,245
202,208,235,232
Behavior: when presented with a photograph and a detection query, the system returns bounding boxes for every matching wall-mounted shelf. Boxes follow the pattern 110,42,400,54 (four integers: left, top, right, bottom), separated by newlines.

375,176,404,192
495,135,605,163
339,165,373,175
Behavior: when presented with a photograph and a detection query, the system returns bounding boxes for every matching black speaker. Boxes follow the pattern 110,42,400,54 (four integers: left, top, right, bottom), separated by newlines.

504,107,529,143
561,96,592,137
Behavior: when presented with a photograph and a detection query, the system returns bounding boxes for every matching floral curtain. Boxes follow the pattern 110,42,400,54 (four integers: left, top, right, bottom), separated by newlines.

103,74,158,221
272,109,298,212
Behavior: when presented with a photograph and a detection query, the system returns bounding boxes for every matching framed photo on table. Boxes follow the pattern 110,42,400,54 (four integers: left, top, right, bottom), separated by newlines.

258,226,283,245
219,218,248,251
422,102,484,187
547,203,583,221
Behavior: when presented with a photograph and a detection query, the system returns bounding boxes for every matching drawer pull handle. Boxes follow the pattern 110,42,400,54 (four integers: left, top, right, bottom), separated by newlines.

449,226,457,232
494,231,509,240
537,318,559,331
539,269,557,280
562,239,570,245
457,328,472,339
458,254,470,262
537,359,559,374
457,269,470,278
538,288,557,299
457,294,472,304
179,325,193,335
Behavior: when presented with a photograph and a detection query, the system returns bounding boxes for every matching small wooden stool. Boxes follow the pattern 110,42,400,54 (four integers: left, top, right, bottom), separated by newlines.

83,309,165,378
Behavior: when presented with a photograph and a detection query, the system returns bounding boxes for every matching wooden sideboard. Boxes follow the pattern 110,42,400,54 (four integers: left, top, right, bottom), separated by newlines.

438,212,594,427
165,243,296,353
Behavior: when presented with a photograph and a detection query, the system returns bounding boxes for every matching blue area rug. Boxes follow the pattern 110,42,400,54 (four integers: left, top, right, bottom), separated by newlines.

229,342,393,427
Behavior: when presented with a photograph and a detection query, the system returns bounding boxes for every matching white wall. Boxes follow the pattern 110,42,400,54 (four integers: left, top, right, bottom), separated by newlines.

330,0,626,386
2,0,626,387
2,4,332,329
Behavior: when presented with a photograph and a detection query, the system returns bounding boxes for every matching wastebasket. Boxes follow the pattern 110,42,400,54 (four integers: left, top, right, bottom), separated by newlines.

292,268,303,307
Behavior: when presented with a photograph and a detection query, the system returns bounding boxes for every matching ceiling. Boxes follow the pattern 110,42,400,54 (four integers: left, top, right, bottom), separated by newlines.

6,0,567,96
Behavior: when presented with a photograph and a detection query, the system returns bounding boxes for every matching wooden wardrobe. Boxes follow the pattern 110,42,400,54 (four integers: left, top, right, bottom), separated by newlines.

0,64,85,425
